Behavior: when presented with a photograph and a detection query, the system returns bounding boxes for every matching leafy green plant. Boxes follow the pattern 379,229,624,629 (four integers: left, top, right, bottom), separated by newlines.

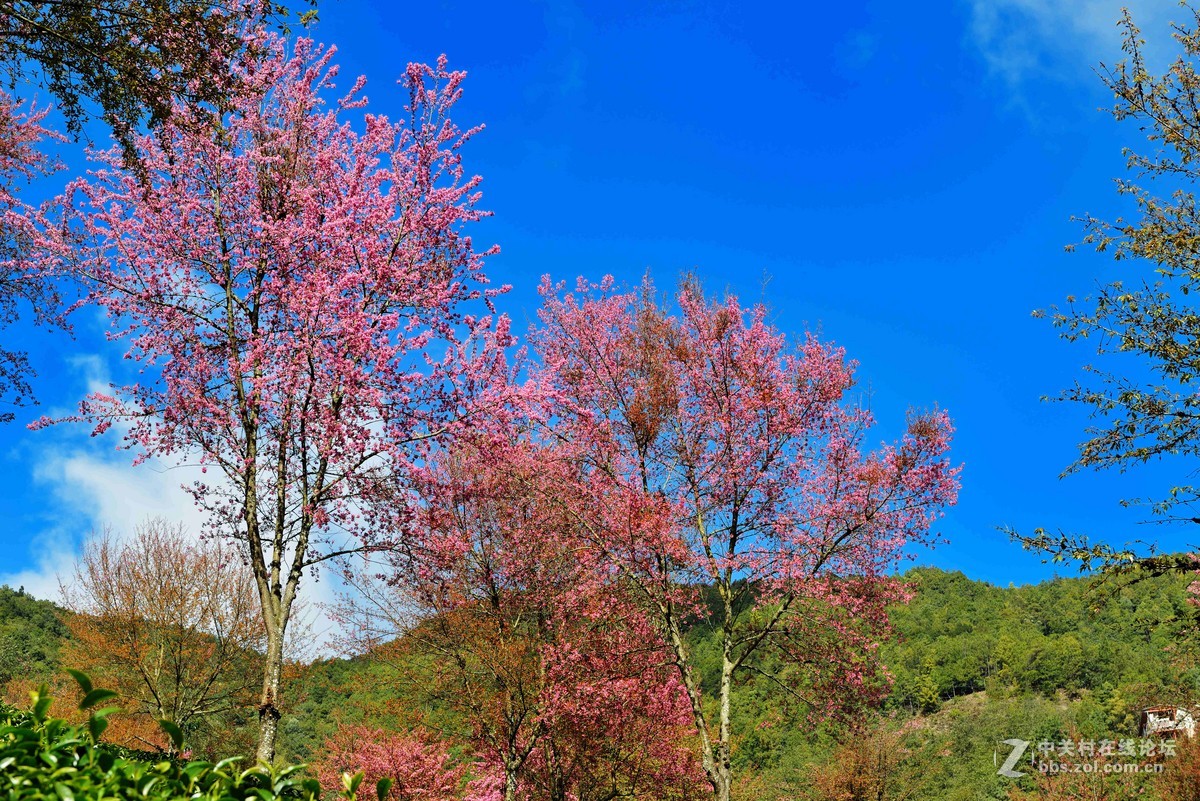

0,674,369,801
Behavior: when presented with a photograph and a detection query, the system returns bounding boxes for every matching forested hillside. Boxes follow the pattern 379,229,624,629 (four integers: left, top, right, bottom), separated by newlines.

5,567,1198,799
886,568,1197,711
0,586,67,688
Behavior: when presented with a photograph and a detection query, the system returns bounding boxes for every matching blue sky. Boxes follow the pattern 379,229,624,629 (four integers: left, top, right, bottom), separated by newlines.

0,0,1193,605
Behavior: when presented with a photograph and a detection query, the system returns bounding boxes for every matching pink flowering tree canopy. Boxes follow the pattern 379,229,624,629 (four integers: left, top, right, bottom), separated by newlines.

32,31,513,763
339,440,705,800
529,275,961,800
316,725,466,801
0,93,66,423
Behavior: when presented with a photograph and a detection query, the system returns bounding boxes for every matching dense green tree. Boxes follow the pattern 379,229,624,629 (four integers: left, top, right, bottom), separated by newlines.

0,0,308,155
881,567,1189,708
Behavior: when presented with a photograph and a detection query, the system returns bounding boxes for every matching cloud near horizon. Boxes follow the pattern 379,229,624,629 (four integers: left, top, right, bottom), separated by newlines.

3,442,348,654
1,355,347,653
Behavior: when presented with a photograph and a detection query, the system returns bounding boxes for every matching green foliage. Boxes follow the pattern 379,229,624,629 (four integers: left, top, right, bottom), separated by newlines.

1008,4,1200,575
883,567,1193,710
0,682,358,801
1044,5,1200,522
278,655,424,765
670,567,1198,798
0,0,311,159
0,585,68,686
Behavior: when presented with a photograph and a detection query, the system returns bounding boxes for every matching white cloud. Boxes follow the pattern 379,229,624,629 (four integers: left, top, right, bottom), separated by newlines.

39,453,210,539
1,357,347,655
0,532,76,601
1,444,212,600
966,0,1182,91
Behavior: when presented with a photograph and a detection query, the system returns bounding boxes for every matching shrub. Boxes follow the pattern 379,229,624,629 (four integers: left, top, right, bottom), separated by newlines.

0,676,385,801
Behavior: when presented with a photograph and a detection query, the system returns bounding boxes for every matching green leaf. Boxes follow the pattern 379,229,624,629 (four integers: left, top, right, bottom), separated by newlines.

0,724,38,740
31,688,51,722
87,714,109,743
79,689,118,710
342,771,364,795
64,670,93,696
214,756,244,771
54,782,74,801
158,719,184,752
375,777,393,801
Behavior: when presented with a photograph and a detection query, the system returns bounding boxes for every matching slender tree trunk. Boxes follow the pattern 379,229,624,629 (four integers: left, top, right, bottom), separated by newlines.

712,661,735,799
661,609,729,800
503,761,520,801
714,579,737,801
256,622,286,764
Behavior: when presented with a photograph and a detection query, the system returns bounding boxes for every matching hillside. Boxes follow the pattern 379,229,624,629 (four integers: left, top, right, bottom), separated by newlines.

3,568,1198,799
276,567,1200,798
0,585,69,690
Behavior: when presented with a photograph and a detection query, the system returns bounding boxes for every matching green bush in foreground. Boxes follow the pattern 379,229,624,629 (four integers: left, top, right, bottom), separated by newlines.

0,674,386,801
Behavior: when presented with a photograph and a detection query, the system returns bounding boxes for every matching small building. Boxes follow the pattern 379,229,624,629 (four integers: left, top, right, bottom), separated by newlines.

1139,707,1196,739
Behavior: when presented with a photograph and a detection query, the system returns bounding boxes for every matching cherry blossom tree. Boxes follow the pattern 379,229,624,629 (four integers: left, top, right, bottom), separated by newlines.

0,92,65,423
32,32,512,763
528,276,961,801
315,725,465,801
340,442,705,801
0,1,304,423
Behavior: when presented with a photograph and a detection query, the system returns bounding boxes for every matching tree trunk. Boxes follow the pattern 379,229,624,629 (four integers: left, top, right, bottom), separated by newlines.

503,762,520,801
712,611,736,801
664,611,731,801
711,693,733,796
255,623,286,764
